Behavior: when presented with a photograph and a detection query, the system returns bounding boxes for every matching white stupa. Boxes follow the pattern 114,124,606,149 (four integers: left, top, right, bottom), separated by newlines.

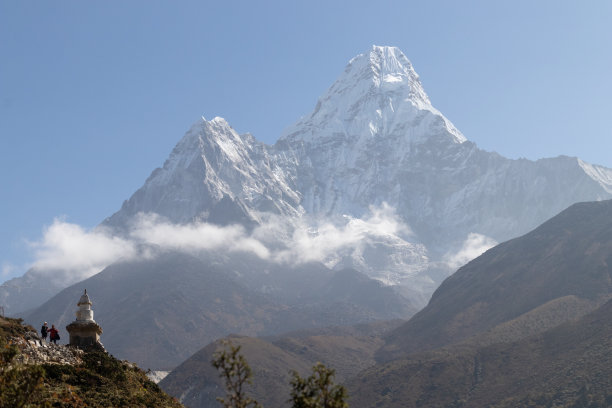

76,289,95,322
66,289,103,348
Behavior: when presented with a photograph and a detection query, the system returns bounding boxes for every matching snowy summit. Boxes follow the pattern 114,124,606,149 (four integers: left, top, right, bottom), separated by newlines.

281,45,466,145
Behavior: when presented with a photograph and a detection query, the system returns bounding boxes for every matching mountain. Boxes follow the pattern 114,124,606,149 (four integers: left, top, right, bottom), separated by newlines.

161,199,612,407
106,45,612,252
348,296,612,408
5,45,612,317
343,199,612,406
160,321,402,408
4,45,612,392
24,251,415,370
101,45,612,301
104,117,302,229
0,268,67,315
378,199,612,361
274,46,612,254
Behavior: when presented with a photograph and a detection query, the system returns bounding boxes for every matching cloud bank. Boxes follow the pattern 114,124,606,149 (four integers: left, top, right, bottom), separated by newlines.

14,205,494,289
20,204,414,286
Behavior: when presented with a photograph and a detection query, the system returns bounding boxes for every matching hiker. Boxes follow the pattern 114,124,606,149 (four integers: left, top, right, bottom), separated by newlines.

41,322,48,343
49,324,60,344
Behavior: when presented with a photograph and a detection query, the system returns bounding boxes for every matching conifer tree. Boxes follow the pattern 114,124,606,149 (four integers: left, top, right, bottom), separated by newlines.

212,340,261,408
213,341,348,408
289,362,348,408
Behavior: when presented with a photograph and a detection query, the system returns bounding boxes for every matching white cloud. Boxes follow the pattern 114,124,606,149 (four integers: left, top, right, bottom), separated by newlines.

443,232,497,270
272,203,411,265
28,219,138,284
129,213,270,259
18,203,413,286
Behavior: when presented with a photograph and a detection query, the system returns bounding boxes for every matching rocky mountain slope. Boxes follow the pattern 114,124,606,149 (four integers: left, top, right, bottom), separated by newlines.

349,297,612,408
24,251,415,370
0,316,182,407
379,199,612,361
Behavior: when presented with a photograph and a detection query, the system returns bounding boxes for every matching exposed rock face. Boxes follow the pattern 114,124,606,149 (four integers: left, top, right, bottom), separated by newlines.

11,333,84,366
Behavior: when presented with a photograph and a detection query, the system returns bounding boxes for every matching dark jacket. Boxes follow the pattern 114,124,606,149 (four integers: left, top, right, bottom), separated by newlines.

41,325,48,337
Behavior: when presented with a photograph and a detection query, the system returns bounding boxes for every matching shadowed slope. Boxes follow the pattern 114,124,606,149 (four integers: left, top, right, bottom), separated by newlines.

379,199,612,361
350,297,612,407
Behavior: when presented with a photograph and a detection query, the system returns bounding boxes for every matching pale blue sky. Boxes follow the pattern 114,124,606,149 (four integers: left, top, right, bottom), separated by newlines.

1,1,611,282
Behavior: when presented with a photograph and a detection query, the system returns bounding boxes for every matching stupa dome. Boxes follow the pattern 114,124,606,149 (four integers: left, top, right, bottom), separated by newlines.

78,289,92,306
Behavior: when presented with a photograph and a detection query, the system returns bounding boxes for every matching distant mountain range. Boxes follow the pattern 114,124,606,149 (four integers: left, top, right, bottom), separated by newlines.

161,199,612,407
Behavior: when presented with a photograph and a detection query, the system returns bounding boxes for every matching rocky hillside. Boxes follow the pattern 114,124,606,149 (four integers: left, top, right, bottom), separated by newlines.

379,199,612,361
0,316,182,407
349,297,612,407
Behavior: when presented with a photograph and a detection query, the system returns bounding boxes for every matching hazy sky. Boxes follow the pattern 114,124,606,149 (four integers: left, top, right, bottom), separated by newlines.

1,1,611,282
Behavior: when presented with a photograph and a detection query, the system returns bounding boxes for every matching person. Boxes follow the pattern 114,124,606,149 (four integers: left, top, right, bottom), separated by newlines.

41,322,48,343
49,324,59,344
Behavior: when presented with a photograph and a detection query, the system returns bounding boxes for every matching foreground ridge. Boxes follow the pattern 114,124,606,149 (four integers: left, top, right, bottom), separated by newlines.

0,316,183,407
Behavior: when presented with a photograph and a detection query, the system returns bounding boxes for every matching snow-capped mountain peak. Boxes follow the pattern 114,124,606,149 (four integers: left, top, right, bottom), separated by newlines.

363,45,431,107
101,45,612,306
281,45,465,145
